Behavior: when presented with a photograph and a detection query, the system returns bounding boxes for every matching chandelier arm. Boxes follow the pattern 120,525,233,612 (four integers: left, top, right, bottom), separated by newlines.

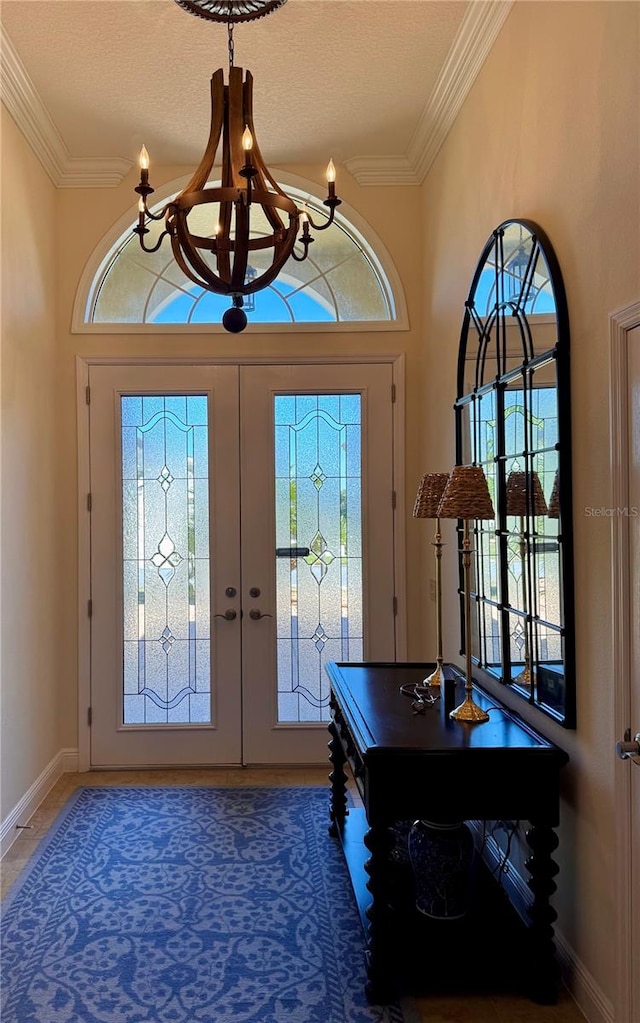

134,227,172,254
290,243,311,263
141,199,177,223
305,203,340,232
180,70,225,196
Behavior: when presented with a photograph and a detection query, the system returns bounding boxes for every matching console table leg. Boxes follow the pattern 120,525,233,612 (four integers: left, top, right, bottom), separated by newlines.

525,822,561,1004
363,823,396,1003
328,720,348,838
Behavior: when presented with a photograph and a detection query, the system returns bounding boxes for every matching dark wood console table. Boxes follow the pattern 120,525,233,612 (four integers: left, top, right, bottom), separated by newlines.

326,661,569,1005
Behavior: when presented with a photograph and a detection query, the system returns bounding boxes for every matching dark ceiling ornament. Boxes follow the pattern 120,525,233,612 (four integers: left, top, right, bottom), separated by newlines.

173,0,288,23
134,0,340,333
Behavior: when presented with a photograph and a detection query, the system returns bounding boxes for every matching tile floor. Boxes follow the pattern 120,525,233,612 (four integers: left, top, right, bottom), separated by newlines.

1,768,586,1023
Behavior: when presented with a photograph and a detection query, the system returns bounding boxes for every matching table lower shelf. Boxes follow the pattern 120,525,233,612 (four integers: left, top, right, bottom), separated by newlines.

331,803,557,1002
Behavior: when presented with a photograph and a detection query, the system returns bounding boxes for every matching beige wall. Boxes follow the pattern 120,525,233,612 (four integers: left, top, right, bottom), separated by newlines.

419,0,639,1008
1,110,61,820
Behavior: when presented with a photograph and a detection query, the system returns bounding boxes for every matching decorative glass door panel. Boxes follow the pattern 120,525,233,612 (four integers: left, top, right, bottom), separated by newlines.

240,364,395,764
121,395,211,726
274,394,363,724
89,365,241,768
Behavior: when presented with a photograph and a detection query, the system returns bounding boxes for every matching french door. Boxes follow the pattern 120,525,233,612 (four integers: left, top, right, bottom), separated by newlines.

88,362,397,767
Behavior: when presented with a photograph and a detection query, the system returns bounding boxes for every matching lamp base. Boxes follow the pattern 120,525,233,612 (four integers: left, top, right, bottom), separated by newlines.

514,665,533,688
449,693,490,723
424,660,444,688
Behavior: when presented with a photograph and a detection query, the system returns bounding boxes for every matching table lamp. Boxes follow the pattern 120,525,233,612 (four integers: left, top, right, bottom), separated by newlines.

413,472,450,687
506,470,548,687
438,465,495,722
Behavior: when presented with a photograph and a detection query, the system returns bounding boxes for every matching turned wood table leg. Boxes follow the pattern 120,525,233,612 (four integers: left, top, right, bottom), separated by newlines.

363,822,395,1004
328,719,348,837
525,821,561,1004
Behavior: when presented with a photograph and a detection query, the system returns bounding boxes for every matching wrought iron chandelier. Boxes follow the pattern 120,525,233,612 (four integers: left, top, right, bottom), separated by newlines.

134,0,341,332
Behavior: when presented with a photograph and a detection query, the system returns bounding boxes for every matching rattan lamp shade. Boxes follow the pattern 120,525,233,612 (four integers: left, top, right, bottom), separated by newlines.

413,473,450,519
505,471,548,517
547,470,560,519
437,465,495,521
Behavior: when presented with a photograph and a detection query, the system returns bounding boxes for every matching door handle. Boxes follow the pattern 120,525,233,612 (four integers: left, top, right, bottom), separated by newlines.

214,608,237,621
616,731,640,761
249,609,272,620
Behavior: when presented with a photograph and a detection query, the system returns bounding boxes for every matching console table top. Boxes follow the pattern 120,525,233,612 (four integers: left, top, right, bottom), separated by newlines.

326,661,568,764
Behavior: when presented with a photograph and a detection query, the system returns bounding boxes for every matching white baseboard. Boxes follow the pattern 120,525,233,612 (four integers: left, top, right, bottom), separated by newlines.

1,748,79,858
469,824,614,1023
555,929,614,1023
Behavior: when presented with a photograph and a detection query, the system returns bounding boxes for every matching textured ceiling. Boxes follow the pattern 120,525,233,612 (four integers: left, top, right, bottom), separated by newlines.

1,0,472,170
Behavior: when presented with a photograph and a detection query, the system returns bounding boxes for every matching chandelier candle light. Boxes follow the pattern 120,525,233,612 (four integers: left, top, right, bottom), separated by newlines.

413,473,450,687
505,470,548,688
438,465,495,723
134,0,341,333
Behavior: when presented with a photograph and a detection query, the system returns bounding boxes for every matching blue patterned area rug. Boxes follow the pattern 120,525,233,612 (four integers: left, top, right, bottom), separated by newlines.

1,787,419,1023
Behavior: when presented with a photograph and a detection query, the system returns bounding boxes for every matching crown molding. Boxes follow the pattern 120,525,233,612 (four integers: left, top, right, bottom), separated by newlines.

342,155,421,187
346,0,514,186
0,25,131,188
1,2,512,191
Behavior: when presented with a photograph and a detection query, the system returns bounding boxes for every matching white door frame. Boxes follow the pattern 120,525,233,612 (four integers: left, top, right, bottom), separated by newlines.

76,353,406,772
610,301,640,1023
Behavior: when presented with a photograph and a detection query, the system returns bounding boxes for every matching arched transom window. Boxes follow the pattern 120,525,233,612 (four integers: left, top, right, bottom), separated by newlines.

85,183,399,328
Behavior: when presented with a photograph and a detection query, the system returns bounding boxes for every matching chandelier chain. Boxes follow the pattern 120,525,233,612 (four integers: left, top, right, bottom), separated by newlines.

228,21,234,68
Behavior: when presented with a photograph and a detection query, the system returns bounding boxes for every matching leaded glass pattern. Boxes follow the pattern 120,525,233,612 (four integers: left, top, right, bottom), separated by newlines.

121,395,210,724
274,394,362,722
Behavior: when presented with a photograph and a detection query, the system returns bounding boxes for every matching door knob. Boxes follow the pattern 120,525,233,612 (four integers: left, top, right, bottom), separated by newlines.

616,731,640,760
214,608,237,621
249,609,272,620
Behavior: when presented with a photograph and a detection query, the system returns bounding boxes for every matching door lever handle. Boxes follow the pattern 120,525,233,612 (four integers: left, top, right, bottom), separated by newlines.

249,609,272,620
616,732,640,760
214,608,237,621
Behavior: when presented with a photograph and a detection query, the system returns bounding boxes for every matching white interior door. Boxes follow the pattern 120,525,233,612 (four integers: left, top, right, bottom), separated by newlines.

240,363,396,763
626,324,640,1022
89,365,242,767
87,361,397,768
612,309,640,1023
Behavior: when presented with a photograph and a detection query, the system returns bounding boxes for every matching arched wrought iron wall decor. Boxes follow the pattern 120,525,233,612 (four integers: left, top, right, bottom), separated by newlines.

455,219,575,726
